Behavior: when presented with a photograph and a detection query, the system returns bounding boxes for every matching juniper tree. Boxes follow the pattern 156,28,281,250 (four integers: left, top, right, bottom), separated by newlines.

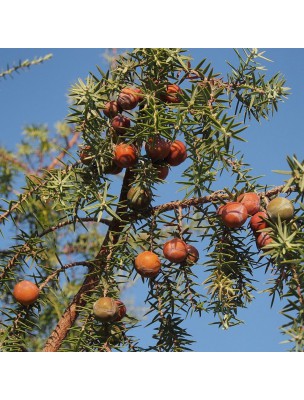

0,48,303,352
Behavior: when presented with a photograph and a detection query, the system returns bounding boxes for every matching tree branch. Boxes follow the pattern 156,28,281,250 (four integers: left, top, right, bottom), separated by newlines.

38,260,93,291
0,217,109,282
0,148,33,174
42,169,134,352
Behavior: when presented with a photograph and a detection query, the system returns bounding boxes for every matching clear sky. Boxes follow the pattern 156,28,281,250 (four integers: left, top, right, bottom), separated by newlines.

1,48,303,352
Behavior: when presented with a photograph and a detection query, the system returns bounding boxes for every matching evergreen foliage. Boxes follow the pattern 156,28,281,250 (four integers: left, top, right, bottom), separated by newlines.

0,48,303,352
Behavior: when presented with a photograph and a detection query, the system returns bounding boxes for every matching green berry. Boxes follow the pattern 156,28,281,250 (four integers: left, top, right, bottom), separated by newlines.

127,186,152,211
266,197,294,222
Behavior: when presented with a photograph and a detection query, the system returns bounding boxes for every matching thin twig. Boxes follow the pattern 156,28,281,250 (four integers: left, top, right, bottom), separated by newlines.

38,261,93,291
0,148,33,174
46,130,80,171
0,217,111,282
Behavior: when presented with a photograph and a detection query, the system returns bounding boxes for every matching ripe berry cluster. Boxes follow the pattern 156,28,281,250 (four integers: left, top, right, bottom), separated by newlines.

80,84,187,212
106,85,187,180
134,238,199,279
217,192,294,250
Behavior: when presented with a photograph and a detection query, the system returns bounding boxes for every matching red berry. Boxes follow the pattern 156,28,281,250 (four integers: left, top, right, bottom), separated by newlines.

220,202,248,228
256,232,273,249
250,211,268,233
163,238,188,263
217,204,226,216
237,192,260,215
133,88,144,103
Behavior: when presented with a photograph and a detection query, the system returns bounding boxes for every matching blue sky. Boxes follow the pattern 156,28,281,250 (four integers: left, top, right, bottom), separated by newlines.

1,48,303,351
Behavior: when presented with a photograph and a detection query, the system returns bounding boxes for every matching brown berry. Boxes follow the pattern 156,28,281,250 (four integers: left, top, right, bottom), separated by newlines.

185,244,200,265
266,197,294,222
113,144,138,168
237,192,260,215
250,211,268,233
134,251,161,278
133,88,144,103
103,160,124,175
93,297,119,322
111,115,131,134
117,87,139,110
113,300,127,321
13,280,39,306
256,232,273,250
79,145,93,165
220,202,248,228
155,163,169,180
164,140,187,166
145,136,171,161
127,186,152,210
163,238,188,263
103,101,119,118
162,84,183,103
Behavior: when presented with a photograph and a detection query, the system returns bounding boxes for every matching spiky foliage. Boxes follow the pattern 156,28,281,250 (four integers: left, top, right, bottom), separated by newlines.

1,48,303,352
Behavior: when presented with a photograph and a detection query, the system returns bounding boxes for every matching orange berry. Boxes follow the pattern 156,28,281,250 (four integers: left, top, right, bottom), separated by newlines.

164,140,187,166
237,192,260,215
134,251,161,278
163,238,188,263
13,280,39,306
113,144,138,168
220,202,248,228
